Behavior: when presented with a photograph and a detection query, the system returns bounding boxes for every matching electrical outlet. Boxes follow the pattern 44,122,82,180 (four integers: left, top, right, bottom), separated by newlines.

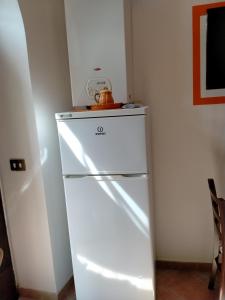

10,159,26,171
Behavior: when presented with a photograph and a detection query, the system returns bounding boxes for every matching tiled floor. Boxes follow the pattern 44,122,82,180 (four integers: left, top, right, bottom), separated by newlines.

58,269,219,300
156,268,219,300
19,268,220,300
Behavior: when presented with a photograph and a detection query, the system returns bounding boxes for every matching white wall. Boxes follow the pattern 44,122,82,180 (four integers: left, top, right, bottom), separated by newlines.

19,0,73,292
132,0,225,262
0,0,57,292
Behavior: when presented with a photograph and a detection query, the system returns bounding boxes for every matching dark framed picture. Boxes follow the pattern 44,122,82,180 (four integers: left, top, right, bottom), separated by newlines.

193,2,225,105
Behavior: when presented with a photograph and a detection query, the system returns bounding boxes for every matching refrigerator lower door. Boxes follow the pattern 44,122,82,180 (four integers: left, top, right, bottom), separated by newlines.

63,175,155,300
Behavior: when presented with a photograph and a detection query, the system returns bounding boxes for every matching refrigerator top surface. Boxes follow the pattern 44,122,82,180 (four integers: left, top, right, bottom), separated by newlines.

55,106,148,120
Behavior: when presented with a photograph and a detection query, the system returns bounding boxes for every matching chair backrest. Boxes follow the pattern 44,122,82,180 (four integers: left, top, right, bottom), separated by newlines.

208,179,225,242
208,178,225,300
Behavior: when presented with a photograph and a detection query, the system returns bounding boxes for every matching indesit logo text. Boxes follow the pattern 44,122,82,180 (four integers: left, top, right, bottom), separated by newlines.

95,126,106,135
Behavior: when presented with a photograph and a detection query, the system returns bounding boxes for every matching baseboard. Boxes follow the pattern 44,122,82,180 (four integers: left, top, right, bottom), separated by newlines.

156,260,211,272
18,276,74,300
58,276,74,300
18,287,58,300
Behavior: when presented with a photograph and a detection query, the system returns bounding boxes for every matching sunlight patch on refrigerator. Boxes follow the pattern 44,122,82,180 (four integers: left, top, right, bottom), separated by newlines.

77,255,153,292
111,181,149,230
59,122,149,236
55,107,154,300
58,122,86,167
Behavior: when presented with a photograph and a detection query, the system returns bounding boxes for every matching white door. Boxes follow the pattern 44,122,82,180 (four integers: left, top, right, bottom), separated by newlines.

63,175,155,300
57,115,148,175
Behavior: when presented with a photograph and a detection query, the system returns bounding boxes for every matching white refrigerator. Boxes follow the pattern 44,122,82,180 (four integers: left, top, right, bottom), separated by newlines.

55,107,155,300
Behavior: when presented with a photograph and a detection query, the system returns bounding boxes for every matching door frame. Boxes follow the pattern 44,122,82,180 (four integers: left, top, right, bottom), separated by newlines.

0,175,17,284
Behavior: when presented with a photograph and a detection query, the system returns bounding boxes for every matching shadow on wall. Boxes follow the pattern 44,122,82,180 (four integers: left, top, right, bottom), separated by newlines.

18,0,73,291
210,114,225,196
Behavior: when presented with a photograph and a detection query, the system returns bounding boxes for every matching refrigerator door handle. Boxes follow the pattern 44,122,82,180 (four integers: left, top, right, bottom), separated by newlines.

121,174,147,178
64,175,88,179
64,174,148,179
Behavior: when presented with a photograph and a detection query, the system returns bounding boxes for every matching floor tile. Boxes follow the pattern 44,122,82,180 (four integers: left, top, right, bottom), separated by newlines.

156,268,219,300
19,268,219,300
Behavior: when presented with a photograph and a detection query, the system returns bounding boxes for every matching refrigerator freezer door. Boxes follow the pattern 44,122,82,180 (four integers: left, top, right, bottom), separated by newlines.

57,115,148,175
63,175,154,300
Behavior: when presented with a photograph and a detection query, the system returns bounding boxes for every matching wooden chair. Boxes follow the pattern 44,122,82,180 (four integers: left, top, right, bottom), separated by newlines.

0,248,3,267
208,178,225,300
